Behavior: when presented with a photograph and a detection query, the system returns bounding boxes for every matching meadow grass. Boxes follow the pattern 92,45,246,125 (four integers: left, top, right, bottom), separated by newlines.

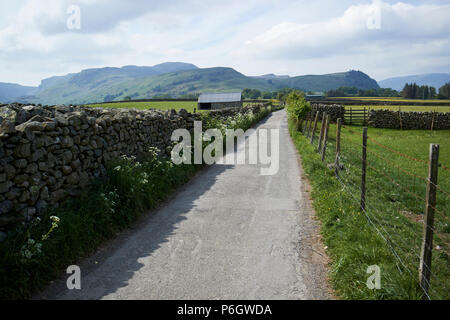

331,97,450,104
87,101,198,112
345,105,450,113
289,119,449,299
86,101,263,113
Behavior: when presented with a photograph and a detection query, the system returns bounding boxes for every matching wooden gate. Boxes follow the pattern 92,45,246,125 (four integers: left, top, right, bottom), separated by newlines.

344,107,368,125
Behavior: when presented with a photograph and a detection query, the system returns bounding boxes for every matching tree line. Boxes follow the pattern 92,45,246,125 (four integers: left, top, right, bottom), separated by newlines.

325,83,450,99
438,83,450,99
401,82,450,99
242,88,321,100
325,86,399,97
116,82,450,102
401,83,436,99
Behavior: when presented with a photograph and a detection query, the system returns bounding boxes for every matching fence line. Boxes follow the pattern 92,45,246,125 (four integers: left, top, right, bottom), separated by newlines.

335,171,437,300
298,114,448,300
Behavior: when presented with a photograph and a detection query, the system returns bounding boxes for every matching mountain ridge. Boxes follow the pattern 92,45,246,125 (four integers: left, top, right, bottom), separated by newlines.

0,63,379,105
378,73,450,91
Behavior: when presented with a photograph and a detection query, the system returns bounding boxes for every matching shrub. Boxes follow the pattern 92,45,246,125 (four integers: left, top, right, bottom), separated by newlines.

286,90,311,121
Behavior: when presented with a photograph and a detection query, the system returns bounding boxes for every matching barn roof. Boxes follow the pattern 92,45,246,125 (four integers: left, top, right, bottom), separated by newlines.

198,92,242,103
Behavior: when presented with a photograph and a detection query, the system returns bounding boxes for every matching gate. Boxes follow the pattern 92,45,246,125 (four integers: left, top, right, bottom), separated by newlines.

344,107,368,125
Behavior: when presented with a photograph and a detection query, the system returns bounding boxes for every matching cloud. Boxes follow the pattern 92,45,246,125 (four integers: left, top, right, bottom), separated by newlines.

4,0,168,35
6,0,262,35
236,1,450,61
0,1,449,85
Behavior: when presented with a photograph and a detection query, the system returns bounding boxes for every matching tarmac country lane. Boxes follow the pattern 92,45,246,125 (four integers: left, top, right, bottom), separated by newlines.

37,109,331,300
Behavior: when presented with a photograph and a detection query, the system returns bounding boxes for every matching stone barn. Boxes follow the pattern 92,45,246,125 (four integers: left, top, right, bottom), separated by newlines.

198,92,242,110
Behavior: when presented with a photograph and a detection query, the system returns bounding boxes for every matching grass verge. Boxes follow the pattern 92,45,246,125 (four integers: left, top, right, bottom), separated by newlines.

288,118,449,299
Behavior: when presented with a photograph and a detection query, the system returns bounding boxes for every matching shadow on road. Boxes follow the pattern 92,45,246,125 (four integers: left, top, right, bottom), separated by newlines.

38,162,234,299
37,111,283,299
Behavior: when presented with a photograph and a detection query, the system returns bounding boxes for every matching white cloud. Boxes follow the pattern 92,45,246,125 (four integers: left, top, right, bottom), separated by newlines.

237,1,450,58
0,0,449,85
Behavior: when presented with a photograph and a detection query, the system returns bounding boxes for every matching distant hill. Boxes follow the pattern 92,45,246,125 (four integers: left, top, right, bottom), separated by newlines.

280,70,379,92
0,63,379,105
254,74,291,79
378,73,450,91
0,83,38,103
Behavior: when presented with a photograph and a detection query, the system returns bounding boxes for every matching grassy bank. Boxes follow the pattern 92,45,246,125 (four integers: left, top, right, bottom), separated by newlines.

289,118,449,299
0,105,273,299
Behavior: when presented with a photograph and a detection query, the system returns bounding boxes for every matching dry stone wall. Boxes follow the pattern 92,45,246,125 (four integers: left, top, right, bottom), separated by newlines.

368,109,450,130
310,104,345,122
306,104,450,130
0,103,263,233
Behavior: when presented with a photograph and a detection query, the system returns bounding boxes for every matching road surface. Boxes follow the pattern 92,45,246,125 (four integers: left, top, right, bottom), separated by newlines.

39,109,331,300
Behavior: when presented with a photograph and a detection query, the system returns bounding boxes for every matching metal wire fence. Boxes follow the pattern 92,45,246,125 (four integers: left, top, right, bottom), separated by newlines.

300,111,449,300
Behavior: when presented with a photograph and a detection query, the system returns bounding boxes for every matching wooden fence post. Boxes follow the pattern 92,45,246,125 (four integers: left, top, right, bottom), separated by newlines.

430,112,435,131
303,114,308,135
302,113,308,134
296,118,302,131
321,114,330,162
335,118,342,174
350,107,353,125
310,111,320,144
317,112,326,153
307,113,313,137
361,127,367,211
419,144,439,300
363,107,366,125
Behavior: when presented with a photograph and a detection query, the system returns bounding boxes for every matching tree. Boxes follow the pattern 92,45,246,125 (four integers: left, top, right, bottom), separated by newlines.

276,88,293,105
438,83,450,99
430,87,437,99
326,86,400,98
402,83,437,99
402,83,414,99
261,91,273,99
286,90,311,121
242,88,252,99
242,88,261,99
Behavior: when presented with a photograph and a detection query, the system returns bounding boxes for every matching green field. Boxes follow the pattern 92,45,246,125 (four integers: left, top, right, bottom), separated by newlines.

87,101,265,113
345,105,450,113
87,101,198,112
331,97,450,104
289,119,449,299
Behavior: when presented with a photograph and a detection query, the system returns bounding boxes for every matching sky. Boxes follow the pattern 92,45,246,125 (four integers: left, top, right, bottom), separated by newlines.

0,0,449,86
